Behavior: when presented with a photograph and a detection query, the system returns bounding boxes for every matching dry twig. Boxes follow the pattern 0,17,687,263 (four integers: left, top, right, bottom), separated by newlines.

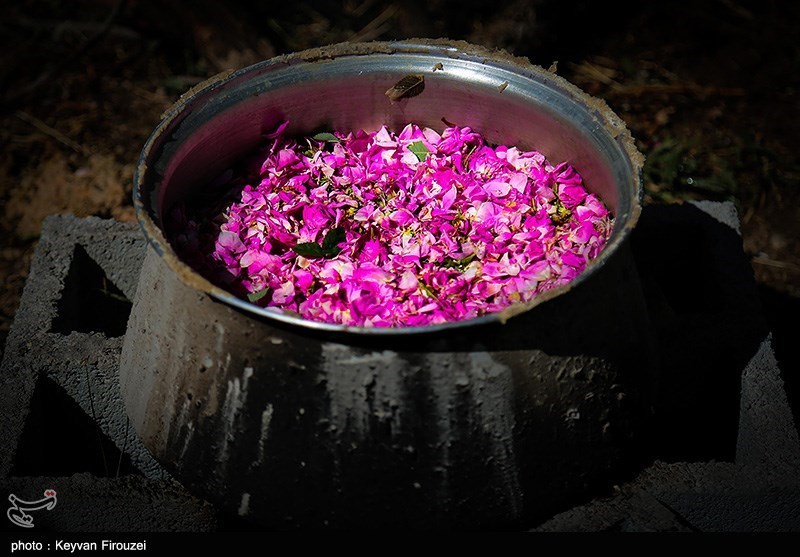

14,110,89,155
349,3,398,42
752,256,800,273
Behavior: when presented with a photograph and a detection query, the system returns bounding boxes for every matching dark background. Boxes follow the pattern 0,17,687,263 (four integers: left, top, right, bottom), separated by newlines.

0,0,797,414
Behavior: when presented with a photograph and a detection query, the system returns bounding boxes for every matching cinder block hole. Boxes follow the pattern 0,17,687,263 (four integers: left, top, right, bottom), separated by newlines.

11,377,138,477
50,245,132,337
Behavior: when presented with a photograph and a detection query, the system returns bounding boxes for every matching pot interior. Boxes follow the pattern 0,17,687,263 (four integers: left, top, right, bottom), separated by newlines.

136,41,642,332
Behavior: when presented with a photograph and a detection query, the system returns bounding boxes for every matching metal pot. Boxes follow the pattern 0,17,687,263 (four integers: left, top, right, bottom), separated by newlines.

121,40,650,529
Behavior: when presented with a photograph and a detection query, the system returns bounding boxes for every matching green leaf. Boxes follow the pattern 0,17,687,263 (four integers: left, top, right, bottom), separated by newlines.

321,226,346,256
292,242,326,258
456,253,477,268
408,141,430,161
292,227,346,259
419,283,436,298
247,289,269,303
312,132,340,143
442,252,477,270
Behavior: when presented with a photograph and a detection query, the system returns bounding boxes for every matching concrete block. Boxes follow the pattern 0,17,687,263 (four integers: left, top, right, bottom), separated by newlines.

0,215,166,479
737,336,800,476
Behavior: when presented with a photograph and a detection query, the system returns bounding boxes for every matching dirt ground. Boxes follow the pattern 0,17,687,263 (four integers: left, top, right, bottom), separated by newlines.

1,1,797,383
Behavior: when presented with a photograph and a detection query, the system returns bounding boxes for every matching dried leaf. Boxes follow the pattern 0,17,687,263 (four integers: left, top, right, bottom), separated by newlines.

385,74,425,101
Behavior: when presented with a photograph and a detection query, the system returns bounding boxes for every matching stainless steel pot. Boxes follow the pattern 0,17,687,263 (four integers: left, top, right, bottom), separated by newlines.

121,40,650,529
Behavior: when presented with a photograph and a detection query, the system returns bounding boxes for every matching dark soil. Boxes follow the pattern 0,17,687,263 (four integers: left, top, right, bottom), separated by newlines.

1,0,797,397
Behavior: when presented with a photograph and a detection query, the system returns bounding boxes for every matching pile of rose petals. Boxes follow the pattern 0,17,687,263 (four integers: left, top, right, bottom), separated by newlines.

169,121,613,327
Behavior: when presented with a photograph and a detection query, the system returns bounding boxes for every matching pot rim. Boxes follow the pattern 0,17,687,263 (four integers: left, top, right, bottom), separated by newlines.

133,39,644,336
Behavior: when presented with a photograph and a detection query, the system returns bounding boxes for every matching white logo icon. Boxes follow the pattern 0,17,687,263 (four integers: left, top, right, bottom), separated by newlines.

7,489,57,528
